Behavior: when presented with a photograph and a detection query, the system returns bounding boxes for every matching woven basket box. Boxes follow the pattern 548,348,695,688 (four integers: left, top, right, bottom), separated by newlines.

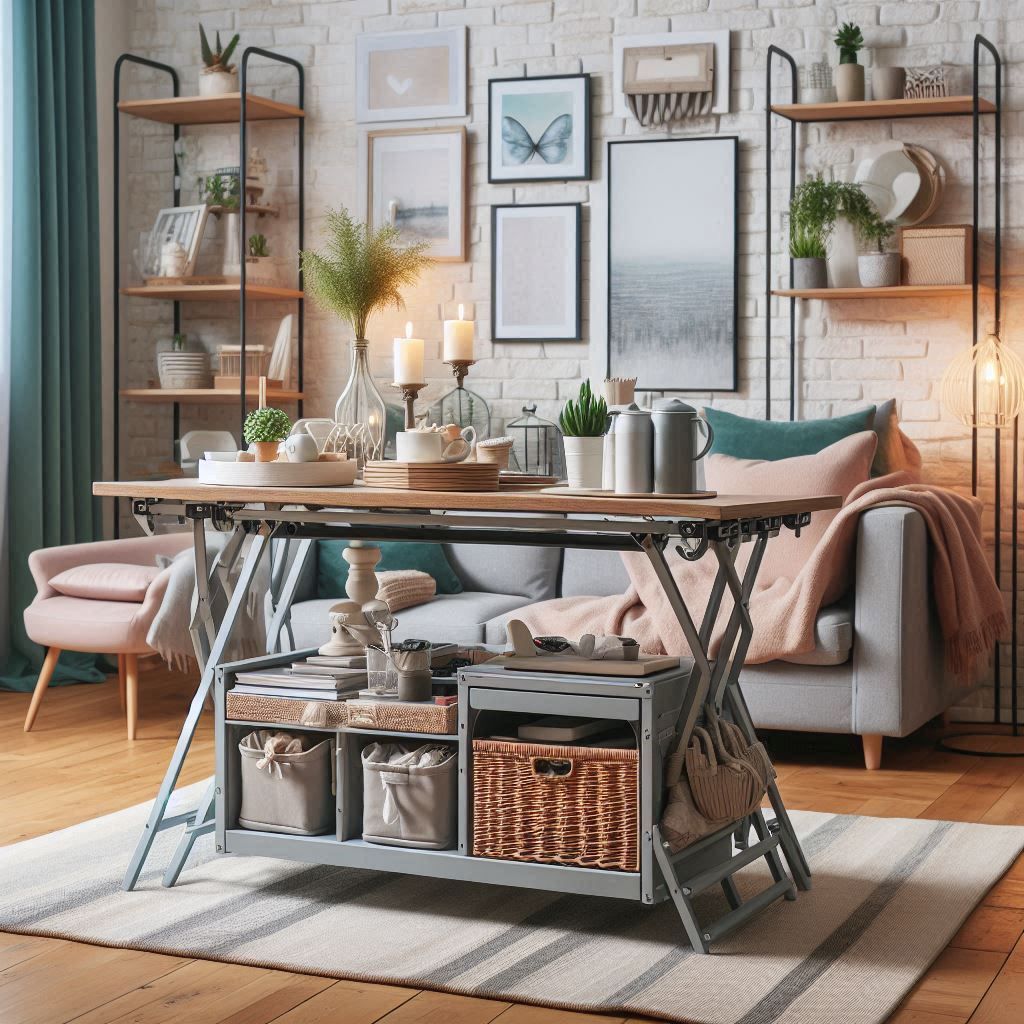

226,691,348,728
900,224,972,286
345,699,458,735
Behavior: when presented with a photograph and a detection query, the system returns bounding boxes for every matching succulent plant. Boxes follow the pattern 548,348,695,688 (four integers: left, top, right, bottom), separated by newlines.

248,233,268,258
559,379,608,437
200,24,240,73
243,406,291,444
834,22,864,65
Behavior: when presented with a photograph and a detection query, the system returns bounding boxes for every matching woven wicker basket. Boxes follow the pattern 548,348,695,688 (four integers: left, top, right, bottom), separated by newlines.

471,740,639,872
345,699,458,735
226,692,349,728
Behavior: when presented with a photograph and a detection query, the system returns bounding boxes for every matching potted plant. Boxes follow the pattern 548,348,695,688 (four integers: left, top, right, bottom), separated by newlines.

856,216,900,287
246,233,276,285
789,176,835,290
834,22,865,102
199,25,240,97
300,207,433,464
559,380,608,489
199,171,240,212
243,406,291,462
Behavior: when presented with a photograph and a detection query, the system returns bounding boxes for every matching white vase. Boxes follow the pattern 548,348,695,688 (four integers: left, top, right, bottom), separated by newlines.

836,63,865,103
563,435,604,489
199,68,238,97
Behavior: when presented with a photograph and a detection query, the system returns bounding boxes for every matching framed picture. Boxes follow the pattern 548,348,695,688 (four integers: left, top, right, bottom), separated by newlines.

607,137,738,392
356,28,467,123
367,127,467,262
144,204,209,277
488,74,591,183
492,204,581,342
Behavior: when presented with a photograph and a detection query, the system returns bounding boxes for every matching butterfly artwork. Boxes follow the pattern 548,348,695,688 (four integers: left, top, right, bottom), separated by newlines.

501,114,573,167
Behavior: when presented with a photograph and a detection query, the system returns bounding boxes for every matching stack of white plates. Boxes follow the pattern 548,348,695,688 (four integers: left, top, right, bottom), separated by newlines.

157,351,210,390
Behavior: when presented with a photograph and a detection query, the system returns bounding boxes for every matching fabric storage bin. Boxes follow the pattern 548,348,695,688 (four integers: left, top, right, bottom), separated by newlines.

900,224,972,285
472,739,639,872
238,730,335,836
361,742,457,849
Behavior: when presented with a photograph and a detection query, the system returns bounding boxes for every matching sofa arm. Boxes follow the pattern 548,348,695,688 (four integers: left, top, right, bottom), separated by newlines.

28,532,193,601
851,506,952,736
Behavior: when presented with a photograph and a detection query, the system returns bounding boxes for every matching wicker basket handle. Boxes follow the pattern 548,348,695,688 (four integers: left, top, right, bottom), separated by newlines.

531,756,575,779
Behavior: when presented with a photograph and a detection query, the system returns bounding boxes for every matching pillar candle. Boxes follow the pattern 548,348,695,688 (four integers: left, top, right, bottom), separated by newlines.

443,303,474,362
393,321,424,384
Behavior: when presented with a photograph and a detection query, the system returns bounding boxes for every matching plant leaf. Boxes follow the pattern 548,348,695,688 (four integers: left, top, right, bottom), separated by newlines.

199,23,214,66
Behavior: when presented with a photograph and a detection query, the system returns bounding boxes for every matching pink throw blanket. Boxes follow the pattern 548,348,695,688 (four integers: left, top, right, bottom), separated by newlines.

515,474,1007,684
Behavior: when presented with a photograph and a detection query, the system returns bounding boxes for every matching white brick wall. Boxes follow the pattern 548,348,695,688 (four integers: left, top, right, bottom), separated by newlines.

116,0,1023,719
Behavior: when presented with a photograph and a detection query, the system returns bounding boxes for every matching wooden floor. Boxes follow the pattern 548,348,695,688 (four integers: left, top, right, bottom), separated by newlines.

1,666,1023,1024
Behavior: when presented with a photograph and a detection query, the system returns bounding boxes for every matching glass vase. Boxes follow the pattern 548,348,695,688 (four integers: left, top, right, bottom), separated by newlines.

332,338,387,466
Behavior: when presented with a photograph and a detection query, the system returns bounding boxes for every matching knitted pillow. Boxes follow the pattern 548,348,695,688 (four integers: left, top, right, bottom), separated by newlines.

376,570,436,612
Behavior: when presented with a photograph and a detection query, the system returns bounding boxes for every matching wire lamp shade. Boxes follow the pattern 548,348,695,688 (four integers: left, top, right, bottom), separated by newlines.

941,330,1024,429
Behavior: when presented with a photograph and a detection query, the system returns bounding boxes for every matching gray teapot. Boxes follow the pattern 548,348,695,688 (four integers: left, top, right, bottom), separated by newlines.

650,398,714,494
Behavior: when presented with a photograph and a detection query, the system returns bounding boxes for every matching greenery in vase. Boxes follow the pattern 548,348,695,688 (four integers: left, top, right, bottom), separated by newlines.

200,25,239,73
243,406,291,444
248,233,268,258
858,215,896,254
171,332,186,352
559,380,608,437
199,172,240,211
788,175,890,260
834,22,864,65
300,207,433,340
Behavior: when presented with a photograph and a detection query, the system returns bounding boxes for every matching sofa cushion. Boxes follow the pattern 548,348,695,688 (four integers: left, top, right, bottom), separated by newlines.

24,595,153,653
376,570,435,611
779,598,854,666
705,405,875,461
560,549,630,598
316,541,463,598
443,540,560,602
49,563,160,603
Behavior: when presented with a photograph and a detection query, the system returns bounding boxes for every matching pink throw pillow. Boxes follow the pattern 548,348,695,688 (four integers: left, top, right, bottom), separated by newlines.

49,562,161,603
704,431,877,586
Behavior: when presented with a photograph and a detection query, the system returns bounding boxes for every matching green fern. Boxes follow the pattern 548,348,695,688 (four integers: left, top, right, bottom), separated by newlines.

300,207,434,340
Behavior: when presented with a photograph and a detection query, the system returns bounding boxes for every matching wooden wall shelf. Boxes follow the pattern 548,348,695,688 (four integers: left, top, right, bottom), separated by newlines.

771,95,996,123
120,388,304,404
118,92,304,125
772,284,991,300
121,284,302,302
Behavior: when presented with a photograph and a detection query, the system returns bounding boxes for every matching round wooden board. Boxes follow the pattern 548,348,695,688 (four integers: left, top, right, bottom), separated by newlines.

198,458,357,487
540,486,717,499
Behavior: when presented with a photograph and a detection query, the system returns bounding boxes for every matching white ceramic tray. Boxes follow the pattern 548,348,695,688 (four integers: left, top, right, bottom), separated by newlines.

198,459,358,487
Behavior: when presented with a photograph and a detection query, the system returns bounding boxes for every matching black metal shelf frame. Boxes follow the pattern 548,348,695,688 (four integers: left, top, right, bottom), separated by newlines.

112,49,305,532
764,36,1019,745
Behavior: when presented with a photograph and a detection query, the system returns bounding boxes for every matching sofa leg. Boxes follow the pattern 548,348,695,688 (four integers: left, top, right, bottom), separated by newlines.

125,654,139,741
118,654,127,710
24,647,61,732
861,734,883,771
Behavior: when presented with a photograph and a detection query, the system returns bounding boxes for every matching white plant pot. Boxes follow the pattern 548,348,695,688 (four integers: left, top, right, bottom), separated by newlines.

563,435,604,489
857,252,901,288
199,69,238,97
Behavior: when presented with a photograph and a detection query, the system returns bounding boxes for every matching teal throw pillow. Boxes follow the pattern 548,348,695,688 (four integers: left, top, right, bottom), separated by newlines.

705,406,876,462
316,541,463,599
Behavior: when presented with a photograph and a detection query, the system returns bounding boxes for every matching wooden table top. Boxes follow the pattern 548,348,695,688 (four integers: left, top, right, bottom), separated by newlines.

94,478,842,521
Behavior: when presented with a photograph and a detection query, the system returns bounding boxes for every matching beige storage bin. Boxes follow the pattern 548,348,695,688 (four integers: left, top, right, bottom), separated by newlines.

238,730,335,836
361,742,457,849
900,224,972,285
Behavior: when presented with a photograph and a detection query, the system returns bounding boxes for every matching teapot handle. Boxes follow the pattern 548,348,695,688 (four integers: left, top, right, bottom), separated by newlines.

693,419,714,461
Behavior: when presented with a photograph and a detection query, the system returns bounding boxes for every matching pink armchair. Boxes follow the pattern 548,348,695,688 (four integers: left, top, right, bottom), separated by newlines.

23,533,193,739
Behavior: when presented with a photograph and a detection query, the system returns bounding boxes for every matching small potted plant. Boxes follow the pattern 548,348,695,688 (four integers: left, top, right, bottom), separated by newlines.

834,22,865,102
243,406,291,462
199,25,240,97
559,380,608,489
246,233,275,285
788,176,835,290
856,217,900,288
199,171,240,212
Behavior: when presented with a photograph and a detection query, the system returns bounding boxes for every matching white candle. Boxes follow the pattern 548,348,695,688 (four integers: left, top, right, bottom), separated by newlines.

443,303,474,362
393,321,424,384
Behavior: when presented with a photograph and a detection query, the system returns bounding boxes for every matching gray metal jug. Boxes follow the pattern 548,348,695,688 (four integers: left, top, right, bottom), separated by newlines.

651,398,714,494
613,403,653,494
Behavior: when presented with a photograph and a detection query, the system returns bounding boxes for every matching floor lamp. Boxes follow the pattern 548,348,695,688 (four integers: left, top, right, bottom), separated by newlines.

939,325,1024,755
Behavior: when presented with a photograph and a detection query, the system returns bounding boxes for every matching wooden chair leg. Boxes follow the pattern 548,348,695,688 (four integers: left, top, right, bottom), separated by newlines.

861,734,883,770
125,654,139,741
941,710,952,729
118,654,127,710
24,647,62,732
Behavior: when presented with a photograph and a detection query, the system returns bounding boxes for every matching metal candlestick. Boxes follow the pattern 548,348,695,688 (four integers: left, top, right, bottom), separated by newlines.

392,382,426,430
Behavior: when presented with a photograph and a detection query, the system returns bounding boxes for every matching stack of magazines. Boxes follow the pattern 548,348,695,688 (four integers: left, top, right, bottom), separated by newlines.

231,658,367,702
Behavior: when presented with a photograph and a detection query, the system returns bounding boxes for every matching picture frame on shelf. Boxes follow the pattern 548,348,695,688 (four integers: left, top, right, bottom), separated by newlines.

488,74,591,183
356,27,467,123
491,203,581,343
606,137,738,392
367,126,467,263
144,204,209,279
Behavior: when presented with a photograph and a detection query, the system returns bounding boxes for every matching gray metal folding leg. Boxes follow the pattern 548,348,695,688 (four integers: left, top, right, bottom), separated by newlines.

121,527,271,891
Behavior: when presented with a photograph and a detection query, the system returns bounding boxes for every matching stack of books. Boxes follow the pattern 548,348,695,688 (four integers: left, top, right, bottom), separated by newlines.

232,663,367,701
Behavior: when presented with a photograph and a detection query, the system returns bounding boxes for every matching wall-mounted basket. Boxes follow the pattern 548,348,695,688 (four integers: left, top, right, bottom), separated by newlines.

623,42,714,125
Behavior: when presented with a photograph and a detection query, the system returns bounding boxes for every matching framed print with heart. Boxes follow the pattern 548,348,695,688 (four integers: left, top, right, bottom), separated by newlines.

491,204,582,341
488,74,591,183
368,127,467,262
357,28,467,123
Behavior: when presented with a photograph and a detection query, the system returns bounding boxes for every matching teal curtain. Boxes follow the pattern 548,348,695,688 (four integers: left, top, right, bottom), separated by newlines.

1,0,106,690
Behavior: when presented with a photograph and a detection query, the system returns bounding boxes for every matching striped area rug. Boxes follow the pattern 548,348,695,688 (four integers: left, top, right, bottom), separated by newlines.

2,781,1021,1024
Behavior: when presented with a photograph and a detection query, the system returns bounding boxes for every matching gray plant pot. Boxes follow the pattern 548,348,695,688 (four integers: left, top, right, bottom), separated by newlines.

857,252,901,288
793,257,828,291
836,63,865,102
872,67,906,101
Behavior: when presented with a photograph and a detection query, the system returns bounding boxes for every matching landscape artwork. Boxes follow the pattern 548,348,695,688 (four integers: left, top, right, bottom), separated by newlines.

488,75,590,183
607,137,737,391
368,128,466,262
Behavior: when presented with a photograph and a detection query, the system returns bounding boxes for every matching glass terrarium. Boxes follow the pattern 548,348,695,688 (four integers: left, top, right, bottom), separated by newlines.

506,404,565,478
428,382,491,439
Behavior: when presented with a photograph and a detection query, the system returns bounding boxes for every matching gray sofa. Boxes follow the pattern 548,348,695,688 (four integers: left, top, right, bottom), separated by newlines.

289,506,961,769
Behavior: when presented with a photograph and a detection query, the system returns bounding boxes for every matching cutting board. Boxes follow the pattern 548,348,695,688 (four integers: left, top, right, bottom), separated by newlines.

363,460,500,492
495,654,680,677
